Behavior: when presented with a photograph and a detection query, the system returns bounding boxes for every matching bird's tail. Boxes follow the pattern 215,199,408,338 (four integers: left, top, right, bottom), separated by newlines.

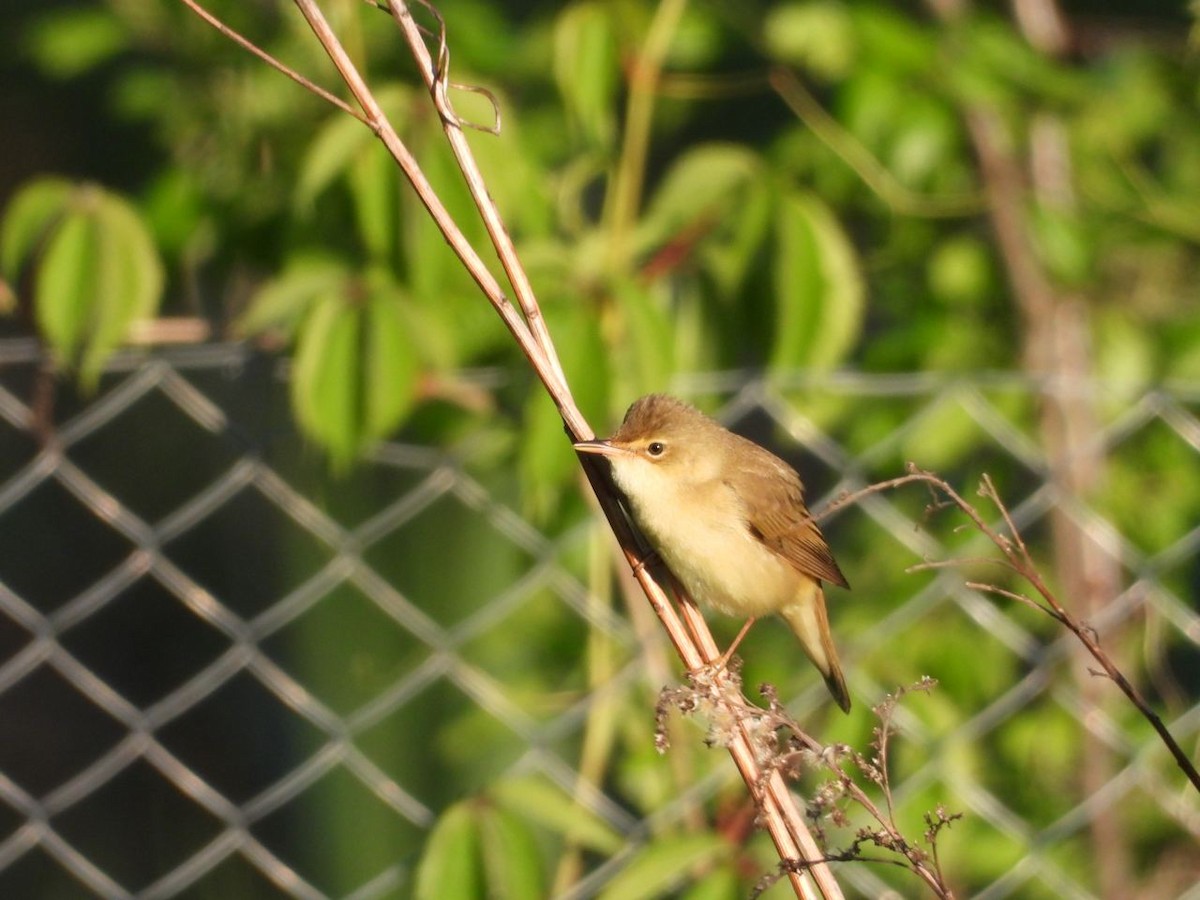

779,580,851,713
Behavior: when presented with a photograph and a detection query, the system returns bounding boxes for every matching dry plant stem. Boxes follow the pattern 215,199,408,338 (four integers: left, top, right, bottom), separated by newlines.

975,475,1200,795
183,3,842,894
895,467,1200,794
605,0,689,271
813,471,948,522
177,0,370,125
591,473,835,900
763,708,951,897
369,5,840,892
286,0,568,420
384,0,570,396
672,600,840,900
825,466,1199,792
961,0,1125,879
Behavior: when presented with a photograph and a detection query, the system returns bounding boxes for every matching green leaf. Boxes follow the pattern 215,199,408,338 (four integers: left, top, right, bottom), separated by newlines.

901,393,979,469
519,303,609,521
666,7,724,69
296,113,372,212
613,280,675,398
290,292,362,469
1,177,73,278
927,235,992,307
1030,204,1092,287
79,190,164,388
1094,307,1155,396
636,145,761,255
701,177,774,299
490,776,623,856
849,5,938,77
405,127,486,304
595,834,730,900
285,272,424,467
679,865,739,900
142,168,210,260
348,141,398,262
553,1,620,147
363,276,420,440
477,803,545,900
19,183,163,388
27,9,128,79
34,207,97,368
764,2,855,79
769,190,863,373
235,256,349,340
415,802,483,900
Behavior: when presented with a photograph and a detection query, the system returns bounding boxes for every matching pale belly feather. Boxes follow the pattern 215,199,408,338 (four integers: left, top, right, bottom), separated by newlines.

625,477,800,618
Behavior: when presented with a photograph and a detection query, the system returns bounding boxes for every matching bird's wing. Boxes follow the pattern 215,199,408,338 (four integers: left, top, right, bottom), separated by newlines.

728,441,850,589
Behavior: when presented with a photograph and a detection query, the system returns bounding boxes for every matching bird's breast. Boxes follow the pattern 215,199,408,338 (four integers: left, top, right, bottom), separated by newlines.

626,479,800,618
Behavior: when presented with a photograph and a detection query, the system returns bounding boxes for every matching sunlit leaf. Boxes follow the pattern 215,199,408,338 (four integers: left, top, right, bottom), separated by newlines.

519,302,608,521
34,207,96,369
142,168,211,260
927,235,992,307
1,177,73,278
553,1,619,148
296,113,372,213
1030,204,1092,287
282,269,424,467
348,142,399,262
363,274,420,439
613,280,675,398
491,776,623,856
18,183,163,387
477,802,544,900
769,190,863,373
679,864,739,900
27,8,128,79
290,292,361,469
636,145,761,256
415,802,483,900
595,834,730,900
764,2,855,79
235,256,349,340
79,190,165,387
849,5,938,76
701,177,774,299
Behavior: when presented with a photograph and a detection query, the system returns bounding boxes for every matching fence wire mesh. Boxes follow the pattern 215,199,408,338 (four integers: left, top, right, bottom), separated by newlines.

0,339,1197,899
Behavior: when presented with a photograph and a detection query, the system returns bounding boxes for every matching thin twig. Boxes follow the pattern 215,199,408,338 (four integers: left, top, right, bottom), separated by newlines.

814,471,942,521
177,0,370,125
743,681,955,898
874,465,1200,795
385,0,570,397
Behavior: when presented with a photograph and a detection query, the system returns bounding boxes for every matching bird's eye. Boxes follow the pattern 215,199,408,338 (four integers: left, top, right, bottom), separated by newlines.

647,441,665,457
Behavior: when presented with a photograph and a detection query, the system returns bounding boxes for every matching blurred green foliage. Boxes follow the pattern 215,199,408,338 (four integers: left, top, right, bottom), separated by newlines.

2,0,1199,898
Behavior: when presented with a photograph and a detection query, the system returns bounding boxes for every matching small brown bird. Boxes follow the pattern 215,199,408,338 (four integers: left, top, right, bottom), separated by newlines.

575,394,851,712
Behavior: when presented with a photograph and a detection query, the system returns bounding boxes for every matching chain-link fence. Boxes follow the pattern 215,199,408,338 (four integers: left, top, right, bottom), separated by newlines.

0,339,1197,899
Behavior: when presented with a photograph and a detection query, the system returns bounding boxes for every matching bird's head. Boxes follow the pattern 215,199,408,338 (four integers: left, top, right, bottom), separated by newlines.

574,395,726,499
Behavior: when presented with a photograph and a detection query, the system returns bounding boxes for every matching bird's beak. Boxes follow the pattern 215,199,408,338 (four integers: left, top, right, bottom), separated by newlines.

574,439,627,458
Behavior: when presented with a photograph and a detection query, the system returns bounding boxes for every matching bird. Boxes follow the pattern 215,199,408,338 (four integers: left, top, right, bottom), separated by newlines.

575,394,851,712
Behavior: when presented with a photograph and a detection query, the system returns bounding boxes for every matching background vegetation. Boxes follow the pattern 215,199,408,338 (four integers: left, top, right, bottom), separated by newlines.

0,0,1197,897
